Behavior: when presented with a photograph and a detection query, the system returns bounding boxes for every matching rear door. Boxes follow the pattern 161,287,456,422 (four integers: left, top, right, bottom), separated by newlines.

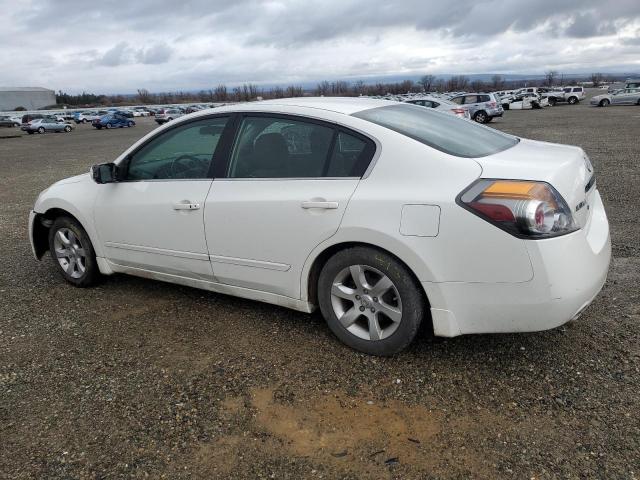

204,113,376,298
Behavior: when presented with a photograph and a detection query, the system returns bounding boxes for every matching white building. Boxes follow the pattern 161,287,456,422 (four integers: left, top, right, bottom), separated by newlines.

0,87,56,111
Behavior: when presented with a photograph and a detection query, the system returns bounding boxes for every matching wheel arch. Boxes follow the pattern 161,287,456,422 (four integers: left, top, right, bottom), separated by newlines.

304,240,432,329
32,203,103,259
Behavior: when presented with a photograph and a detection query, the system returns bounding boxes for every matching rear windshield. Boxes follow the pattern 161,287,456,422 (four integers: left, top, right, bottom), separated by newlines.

353,104,518,158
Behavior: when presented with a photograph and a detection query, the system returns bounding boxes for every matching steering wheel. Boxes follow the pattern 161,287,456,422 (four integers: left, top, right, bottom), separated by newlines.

169,154,201,178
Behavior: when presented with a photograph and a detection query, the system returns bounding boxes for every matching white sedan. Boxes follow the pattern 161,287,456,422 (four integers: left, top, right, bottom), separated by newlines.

29,98,611,355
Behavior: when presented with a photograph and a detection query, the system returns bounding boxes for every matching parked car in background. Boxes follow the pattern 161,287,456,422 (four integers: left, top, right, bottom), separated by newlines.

132,107,152,117
28,97,609,355
546,86,585,105
21,113,44,126
92,114,135,129
74,111,107,124
625,79,640,89
450,93,504,123
590,88,640,107
21,117,73,134
155,108,185,124
0,115,20,127
404,96,470,119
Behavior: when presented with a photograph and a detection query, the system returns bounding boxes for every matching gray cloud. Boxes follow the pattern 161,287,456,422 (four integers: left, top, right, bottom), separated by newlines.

0,0,639,93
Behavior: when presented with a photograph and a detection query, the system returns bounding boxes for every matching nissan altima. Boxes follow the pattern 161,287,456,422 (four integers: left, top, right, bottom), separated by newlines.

29,98,611,355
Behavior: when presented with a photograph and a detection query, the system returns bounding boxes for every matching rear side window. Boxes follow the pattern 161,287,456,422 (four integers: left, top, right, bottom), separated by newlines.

353,104,519,158
227,116,375,178
572,88,582,92
478,95,491,102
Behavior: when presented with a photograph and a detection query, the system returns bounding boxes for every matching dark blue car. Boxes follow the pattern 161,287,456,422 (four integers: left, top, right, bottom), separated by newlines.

92,114,135,130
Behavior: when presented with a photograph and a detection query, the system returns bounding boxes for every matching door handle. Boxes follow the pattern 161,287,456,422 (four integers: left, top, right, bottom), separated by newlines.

173,201,200,210
301,201,339,210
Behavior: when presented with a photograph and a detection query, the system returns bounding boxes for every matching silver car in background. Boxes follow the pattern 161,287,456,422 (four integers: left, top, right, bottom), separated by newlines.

591,88,640,107
403,96,471,119
449,93,504,123
21,117,73,134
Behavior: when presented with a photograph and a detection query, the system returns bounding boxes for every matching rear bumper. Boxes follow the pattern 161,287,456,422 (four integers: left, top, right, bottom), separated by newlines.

425,190,611,337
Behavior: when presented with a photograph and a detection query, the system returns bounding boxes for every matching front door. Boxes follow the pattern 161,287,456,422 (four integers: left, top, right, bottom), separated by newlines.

94,116,230,280
204,114,376,299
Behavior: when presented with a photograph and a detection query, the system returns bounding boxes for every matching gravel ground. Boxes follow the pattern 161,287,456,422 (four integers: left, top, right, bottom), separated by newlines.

1,93,639,479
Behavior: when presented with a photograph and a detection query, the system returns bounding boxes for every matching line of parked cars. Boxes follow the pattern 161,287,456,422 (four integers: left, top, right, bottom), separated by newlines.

369,84,593,122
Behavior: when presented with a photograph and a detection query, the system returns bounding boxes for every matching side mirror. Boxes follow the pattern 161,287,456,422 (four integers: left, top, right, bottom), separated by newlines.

91,163,118,184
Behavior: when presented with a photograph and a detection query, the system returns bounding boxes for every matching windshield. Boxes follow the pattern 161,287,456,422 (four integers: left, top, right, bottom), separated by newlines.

353,104,518,158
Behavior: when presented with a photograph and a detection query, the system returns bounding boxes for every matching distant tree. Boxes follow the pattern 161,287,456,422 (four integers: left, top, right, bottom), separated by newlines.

213,85,228,101
316,80,331,96
14,106,26,111
590,72,603,87
352,80,366,96
137,88,151,103
490,74,504,90
470,80,485,92
419,74,436,92
545,70,558,86
446,75,469,91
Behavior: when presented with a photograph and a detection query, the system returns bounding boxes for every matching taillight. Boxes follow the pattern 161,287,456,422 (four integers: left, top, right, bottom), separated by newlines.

451,108,466,116
487,101,497,108
458,179,578,239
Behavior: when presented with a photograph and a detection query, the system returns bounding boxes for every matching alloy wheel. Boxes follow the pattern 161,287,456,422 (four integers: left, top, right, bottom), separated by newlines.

53,228,87,279
330,264,402,341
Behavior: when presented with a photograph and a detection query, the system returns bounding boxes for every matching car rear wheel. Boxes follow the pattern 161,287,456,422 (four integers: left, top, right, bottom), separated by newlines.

127,121,133,127
64,125,72,132
318,247,425,356
37,127,45,134
48,216,100,287
27,131,34,135
473,111,488,123
568,96,578,104
82,119,87,123
106,123,112,129
600,99,610,107
548,97,557,106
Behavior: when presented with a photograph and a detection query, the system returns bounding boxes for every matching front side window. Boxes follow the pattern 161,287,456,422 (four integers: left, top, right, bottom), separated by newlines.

353,103,518,158
124,117,229,180
227,116,375,178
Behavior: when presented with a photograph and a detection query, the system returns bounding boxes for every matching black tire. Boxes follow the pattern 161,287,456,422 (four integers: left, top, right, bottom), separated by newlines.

600,99,610,107
37,127,45,134
485,116,494,123
64,125,72,132
473,111,488,123
548,97,557,106
82,119,87,124
317,247,425,356
48,216,100,287
106,123,112,129
568,96,578,105
503,103,510,110
95,125,102,130
27,131,34,135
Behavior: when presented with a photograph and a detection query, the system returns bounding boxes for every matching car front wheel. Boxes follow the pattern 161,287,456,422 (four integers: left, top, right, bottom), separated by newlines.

64,125,72,132
37,127,45,134
48,216,100,287
568,96,578,104
318,247,425,356
600,99,610,107
473,111,488,123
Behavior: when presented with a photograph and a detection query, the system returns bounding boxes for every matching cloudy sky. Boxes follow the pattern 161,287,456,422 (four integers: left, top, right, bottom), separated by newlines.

1,0,639,93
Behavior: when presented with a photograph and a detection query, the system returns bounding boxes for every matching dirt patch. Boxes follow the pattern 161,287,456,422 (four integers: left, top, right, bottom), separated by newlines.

184,387,502,479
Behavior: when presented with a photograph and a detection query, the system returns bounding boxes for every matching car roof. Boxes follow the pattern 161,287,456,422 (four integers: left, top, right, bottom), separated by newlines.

242,97,397,115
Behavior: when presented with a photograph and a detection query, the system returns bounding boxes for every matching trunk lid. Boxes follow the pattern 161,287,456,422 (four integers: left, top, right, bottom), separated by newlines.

474,138,595,229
